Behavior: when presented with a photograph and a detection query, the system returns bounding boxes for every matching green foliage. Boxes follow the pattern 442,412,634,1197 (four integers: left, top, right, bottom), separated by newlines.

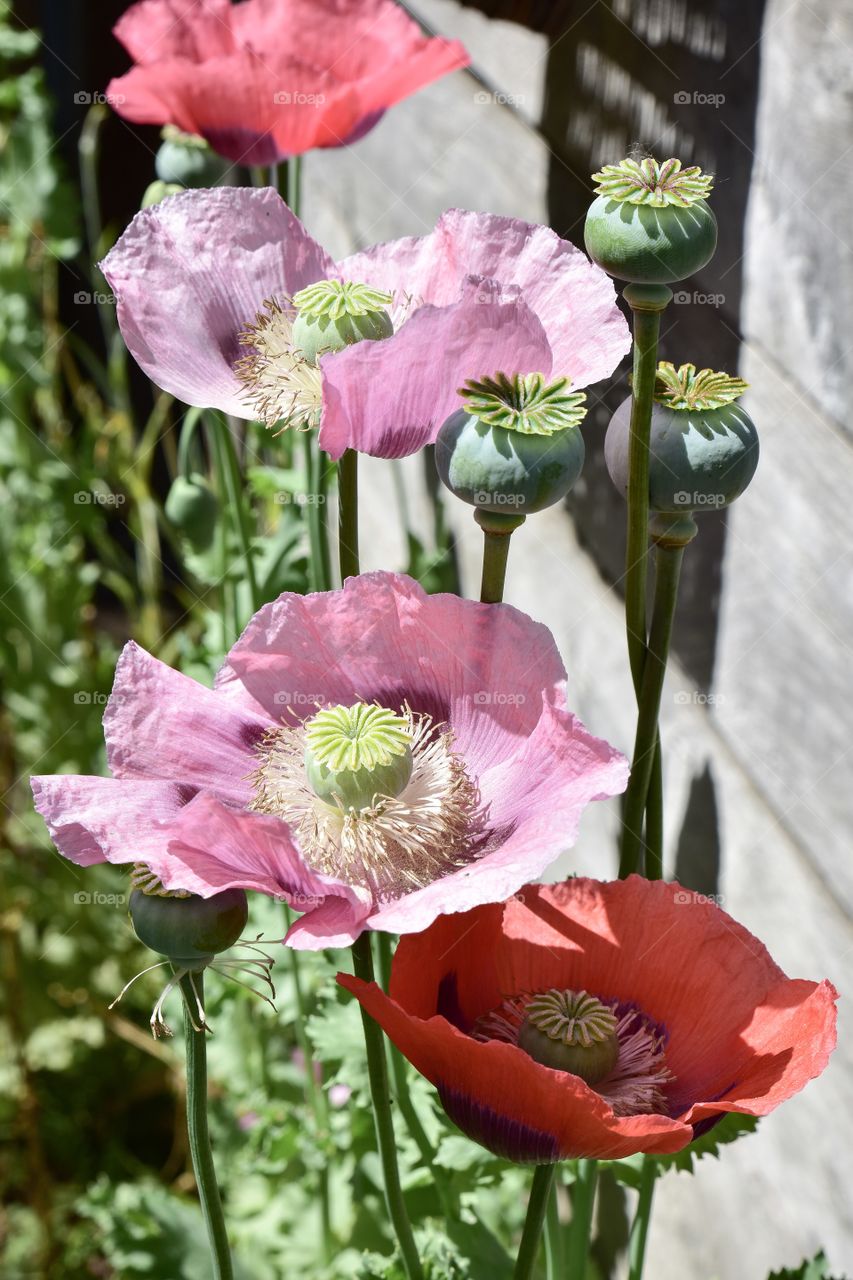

602,1111,759,1190
767,1253,845,1280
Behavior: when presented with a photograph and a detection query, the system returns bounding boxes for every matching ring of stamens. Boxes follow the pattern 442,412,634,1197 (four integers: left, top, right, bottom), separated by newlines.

472,988,673,1115
234,296,323,429
250,703,484,900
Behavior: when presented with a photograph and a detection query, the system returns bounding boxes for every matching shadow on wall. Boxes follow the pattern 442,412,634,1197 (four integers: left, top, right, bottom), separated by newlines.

458,0,766,696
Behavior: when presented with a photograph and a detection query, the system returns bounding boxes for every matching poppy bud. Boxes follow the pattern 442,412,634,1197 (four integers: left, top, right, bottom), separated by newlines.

435,372,586,516
129,887,248,970
584,157,717,285
140,180,183,209
605,362,759,515
291,280,393,365
164,473,219,550
154,126,230,188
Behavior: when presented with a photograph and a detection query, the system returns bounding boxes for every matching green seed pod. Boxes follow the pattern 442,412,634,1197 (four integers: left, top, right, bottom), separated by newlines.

584,157,717,285
291,279,394,365
164,474,219,551
303,703,413,812
129,887,248,970
140,180,184,209
605,362,759,514
154,126,230,188
435,373,586,516
517,990,620,1085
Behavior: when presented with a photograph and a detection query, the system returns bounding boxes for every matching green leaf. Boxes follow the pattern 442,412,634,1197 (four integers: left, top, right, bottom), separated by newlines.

767,1252,841,1279
604,1112,759,1187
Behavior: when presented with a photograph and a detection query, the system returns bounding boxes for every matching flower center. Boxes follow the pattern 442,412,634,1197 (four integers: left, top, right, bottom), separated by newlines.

234,296,322,429
473,988,673,1115
303,703,414,811
292,279,393,320
653,361,748,411
250,704,486,900
460,372,587,436
517,989,619,1085
592,156,714,208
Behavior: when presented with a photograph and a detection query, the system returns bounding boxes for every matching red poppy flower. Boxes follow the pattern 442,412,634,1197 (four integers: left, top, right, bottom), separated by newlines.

339,877,837,1161
107,0,470,166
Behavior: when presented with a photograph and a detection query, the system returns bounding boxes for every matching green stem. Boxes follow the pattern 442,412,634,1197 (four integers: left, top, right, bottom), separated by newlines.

288,155,302,219
514,1164,557,1280
543,1175,564,1280
351,934,423,1280
214,413,260,613
644,741,664,879
301,432,333,591
282,906,333,1262
475,510,526,604
622,285,671,693
179,973,234,1280
566,1158,598,1277
619,533,689,878
338,449,360,581
627,1157,657,1280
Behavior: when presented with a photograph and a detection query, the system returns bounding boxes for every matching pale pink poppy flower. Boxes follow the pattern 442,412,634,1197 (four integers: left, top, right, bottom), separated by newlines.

100,188,631,460
108,0,470,165
32,574,627,949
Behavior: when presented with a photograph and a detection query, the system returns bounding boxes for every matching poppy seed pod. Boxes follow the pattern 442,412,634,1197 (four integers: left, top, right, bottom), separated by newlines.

291,280,394,365
303,703,414,812
435,372,586,517
605,363,758,517
154,127,230,188
584,158,717,285
129,885,248,970
164,473,219,551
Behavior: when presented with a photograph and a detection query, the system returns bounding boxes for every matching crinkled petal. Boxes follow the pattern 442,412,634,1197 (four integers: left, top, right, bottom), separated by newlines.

100,187,334,415
113,0,236,64
104,640,270,803
165,793,371,932
318,279,553,460
338,208,631,385
30,775,196,875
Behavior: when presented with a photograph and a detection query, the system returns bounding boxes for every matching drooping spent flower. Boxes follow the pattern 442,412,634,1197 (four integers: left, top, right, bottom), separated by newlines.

31,573,627,949
99,188,631,458
605,362,758,517
107,0,470,166
339,878,838,1161
584,156,717,284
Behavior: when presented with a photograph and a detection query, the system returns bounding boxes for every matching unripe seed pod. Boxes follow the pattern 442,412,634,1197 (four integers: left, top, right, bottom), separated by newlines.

291,280,394,365
435,373,587,517
129,887,248,970
155,127,230,188
584,157,717,285
164,473,219,550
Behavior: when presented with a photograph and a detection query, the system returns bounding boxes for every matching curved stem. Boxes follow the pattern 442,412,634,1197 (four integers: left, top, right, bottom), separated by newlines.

475,510,526,604
338,448,360,581
543,1175,563,1280
179,973,234,1280
514,1164,557,1280
627,1157,657,1280
213,413,260,613
566,1158,598,1277
619,541,686,878
351,934,423,1280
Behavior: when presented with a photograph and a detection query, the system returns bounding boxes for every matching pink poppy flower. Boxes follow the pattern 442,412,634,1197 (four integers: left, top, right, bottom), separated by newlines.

108,0,470,166
340,878,838,1161
99,187,630,460
31,574,627,950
